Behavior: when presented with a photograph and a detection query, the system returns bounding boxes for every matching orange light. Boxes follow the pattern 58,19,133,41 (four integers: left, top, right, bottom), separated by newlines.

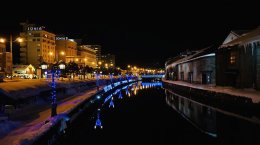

17,37,23,43
0,38,5,43
60,51,65,55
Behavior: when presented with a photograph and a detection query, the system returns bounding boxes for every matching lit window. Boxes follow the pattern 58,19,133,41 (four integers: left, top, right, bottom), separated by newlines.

230,51,237,64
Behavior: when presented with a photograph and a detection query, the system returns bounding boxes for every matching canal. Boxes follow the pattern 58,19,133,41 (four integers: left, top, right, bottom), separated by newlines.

55,81,260,145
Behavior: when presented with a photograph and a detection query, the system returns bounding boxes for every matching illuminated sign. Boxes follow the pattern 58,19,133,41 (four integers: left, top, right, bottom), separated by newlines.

27,27,44,31
56,37,68,40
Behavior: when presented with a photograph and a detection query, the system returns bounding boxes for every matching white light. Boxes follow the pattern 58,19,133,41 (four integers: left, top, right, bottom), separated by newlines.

0,38,5,43
59,64,66,70
41,64,48,69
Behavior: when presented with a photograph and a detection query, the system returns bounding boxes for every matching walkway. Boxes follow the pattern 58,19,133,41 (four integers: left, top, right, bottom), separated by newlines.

0,87,102,145
163,79,260,103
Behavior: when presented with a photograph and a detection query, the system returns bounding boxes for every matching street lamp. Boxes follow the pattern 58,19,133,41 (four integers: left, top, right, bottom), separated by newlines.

0,35,24,54
0,35,25,79
40,61,66,117
0,38,5,43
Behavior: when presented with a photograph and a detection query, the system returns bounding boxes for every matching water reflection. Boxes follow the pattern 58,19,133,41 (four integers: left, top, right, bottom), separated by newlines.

165,89,217,137
109,97,115,108
94,81,162,129
165,89,260,144
94,109,103,129
118,91,123,99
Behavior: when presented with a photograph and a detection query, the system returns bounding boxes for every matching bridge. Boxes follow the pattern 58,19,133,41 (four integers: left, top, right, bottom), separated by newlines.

141,74,164,79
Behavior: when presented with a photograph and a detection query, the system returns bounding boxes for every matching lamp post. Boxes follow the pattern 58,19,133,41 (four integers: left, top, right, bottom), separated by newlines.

41,61,66,117
0,35,24,79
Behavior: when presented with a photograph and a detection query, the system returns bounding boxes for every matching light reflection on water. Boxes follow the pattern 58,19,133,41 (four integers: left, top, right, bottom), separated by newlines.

165,89,260,143
165,89,217,137
93,81,162,129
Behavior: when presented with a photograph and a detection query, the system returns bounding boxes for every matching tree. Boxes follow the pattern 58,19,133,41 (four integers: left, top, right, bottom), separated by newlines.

65,61,79,80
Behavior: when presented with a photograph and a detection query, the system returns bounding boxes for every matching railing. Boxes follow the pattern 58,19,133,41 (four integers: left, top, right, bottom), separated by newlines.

141,74,164,78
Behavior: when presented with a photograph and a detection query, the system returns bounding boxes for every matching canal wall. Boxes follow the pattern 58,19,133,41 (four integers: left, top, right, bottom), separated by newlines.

30,79,138,145
162,81,260,118
0,79,114,110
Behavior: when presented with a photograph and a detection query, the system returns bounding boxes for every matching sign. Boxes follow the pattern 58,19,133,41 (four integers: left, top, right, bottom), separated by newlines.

27,27,44,31
56,37,68,40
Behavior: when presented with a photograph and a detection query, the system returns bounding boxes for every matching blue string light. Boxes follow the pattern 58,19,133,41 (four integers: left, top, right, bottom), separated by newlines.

109,98,115,108
118,91,123,99
94,113,103,129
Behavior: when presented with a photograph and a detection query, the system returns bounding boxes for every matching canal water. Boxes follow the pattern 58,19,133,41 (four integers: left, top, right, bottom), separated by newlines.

55,81,260,145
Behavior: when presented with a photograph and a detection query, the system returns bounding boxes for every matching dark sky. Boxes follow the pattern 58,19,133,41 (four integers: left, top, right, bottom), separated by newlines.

1,1,260,68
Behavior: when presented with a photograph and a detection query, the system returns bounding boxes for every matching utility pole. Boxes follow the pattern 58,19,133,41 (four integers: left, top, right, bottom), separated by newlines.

10,34,13,80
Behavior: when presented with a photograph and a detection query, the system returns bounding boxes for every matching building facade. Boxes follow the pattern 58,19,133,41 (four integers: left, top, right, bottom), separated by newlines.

165,47,216,84
177,53,215,84
12,64,36,79
101,53,115,67
77,45,97,68
20,23,56,67
0,42,12,76
55,36,77,63
217,27,260,90
84,45,101,62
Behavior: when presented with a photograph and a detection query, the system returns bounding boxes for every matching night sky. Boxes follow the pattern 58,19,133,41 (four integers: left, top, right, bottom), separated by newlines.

1,1,260,68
